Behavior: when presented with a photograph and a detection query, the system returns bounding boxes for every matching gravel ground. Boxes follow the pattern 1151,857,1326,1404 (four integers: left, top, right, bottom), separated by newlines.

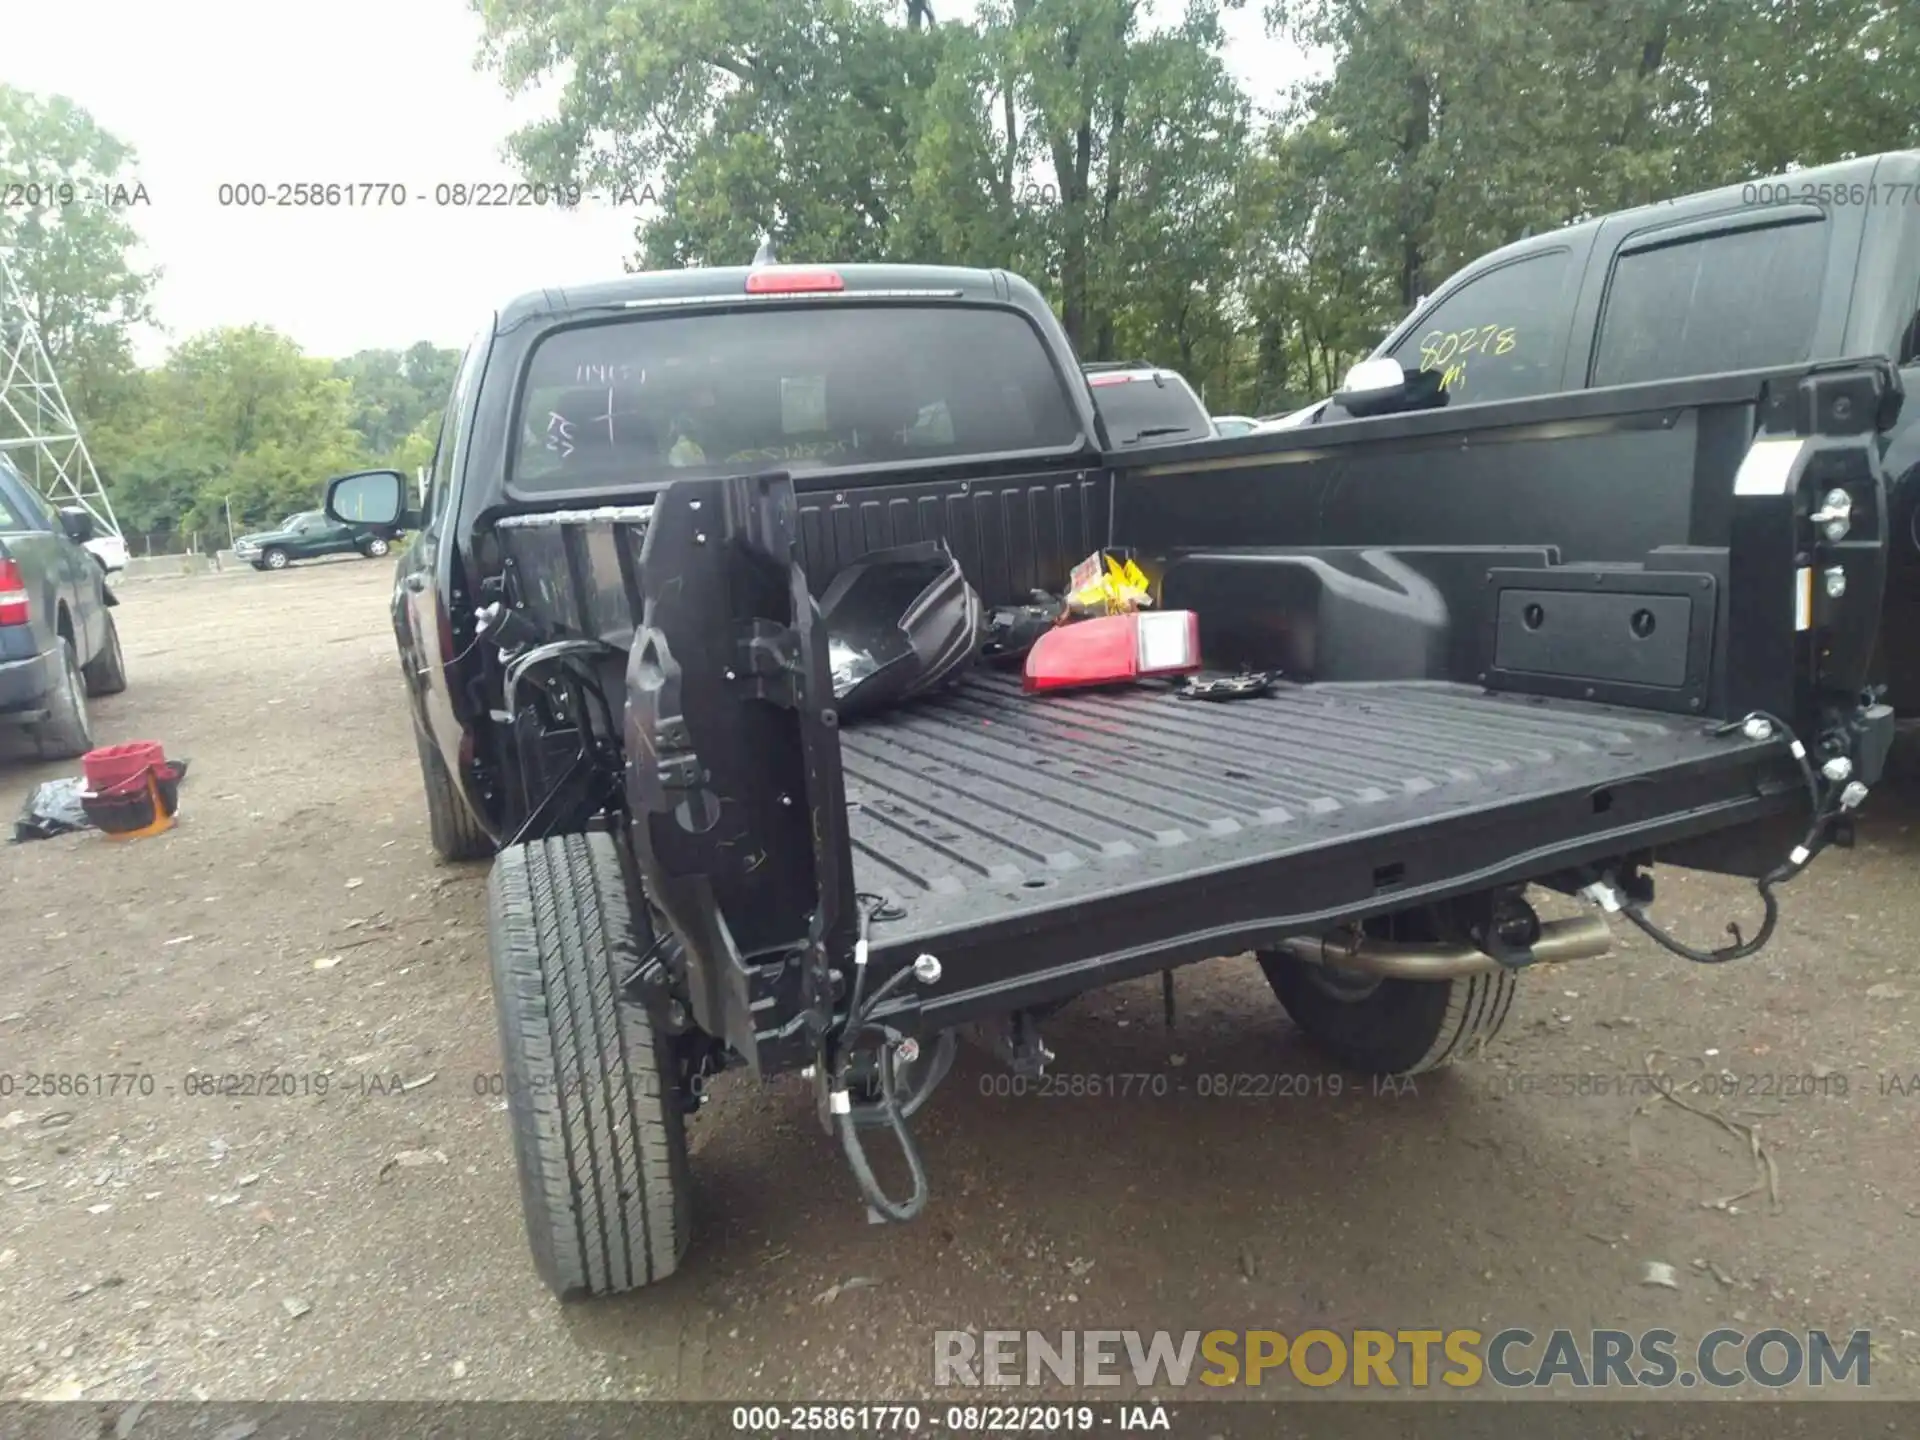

0,560,1916,1406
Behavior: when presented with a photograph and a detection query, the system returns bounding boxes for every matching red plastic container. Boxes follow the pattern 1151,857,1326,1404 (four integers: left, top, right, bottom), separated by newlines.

84,741,168,797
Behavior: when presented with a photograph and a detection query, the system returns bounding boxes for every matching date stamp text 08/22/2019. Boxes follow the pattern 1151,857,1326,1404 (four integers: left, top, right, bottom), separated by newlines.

212,181,659,209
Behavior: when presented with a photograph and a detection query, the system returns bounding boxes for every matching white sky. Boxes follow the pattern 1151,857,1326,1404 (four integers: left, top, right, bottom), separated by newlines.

2,0,1309,365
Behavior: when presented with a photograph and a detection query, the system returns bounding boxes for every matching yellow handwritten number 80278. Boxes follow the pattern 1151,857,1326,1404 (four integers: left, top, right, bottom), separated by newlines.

1418,323,1517,390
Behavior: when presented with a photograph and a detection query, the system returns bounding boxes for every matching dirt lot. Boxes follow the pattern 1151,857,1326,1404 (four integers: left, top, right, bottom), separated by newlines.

0,559,1916,1406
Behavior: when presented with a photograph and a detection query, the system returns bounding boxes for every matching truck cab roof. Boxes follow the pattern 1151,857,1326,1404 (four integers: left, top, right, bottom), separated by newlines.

495,263,1045,332
1426,150,1920,293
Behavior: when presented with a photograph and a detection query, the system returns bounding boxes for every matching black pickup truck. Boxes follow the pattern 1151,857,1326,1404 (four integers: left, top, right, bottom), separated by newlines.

0,452,127,759
328,260,1896,1300
1278,149,1920,711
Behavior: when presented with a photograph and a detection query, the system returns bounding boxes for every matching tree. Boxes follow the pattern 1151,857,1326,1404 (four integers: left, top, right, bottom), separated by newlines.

333,342,461,457
1260,0,1920,335
89,326,370,537
476,0,944,267
0,86,158,429
473,0,1920,419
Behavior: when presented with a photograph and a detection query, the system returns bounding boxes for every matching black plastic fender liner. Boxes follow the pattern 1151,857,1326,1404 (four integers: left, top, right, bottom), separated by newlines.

820,539,985,720
623,469,858,1073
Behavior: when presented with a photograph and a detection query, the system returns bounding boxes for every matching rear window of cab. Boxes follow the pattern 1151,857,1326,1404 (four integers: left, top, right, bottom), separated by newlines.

509,304,1086,490
1087,372,1213,445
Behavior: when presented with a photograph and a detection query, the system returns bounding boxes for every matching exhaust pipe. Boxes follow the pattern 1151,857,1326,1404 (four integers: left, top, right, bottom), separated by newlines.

1277,913,1613,980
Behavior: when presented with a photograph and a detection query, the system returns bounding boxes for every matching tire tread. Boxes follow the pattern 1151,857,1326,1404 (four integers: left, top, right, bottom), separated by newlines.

486,832,691,1299
413,726,493,861
1257,951,1519,1077
82,612,128,697
34,638,93,760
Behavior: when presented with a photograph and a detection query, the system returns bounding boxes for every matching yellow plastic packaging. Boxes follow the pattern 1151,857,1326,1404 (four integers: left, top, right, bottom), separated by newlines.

1066,550,1153,616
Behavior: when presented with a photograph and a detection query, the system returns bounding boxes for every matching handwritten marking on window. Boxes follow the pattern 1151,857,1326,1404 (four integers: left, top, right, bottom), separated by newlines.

575,363,644,384
1418,323,1517,390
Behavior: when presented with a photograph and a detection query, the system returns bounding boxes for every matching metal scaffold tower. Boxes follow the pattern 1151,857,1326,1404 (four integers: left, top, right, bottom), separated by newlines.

0,246,122,537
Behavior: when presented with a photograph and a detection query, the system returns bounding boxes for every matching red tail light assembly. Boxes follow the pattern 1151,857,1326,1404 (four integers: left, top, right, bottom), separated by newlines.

1023,610,1202,693
0,559,28,626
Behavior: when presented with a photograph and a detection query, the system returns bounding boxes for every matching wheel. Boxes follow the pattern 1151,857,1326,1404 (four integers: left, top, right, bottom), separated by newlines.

1255,927,1517,1076
82,610,128,697
412,726,493,861
261,547,289,570
487,832,694,1299
34,636,94,760
364,536,390,558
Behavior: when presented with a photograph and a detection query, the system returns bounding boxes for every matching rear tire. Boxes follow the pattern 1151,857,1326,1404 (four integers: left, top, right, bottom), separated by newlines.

413,726,493,861
34,637,94,760
1255,951,1517,1076
487,832,694,1299
82,611,128,697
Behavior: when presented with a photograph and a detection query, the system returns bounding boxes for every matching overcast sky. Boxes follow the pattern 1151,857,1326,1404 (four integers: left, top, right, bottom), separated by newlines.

3,0,1311,365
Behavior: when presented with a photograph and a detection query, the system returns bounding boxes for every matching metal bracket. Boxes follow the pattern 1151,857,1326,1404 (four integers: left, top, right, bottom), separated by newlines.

1760,357,1903,438
738,618,804,708
968,1010,1054,1078
1470,891,1544,970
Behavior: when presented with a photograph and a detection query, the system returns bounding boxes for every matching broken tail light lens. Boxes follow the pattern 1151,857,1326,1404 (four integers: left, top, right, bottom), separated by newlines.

0,559,28,626
1022,610,1202,693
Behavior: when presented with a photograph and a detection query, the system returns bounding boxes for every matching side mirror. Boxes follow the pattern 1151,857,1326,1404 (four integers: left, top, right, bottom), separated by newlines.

1338,358,1408,396
58,507,96,543
1331,358,1448,418
325,470,416,531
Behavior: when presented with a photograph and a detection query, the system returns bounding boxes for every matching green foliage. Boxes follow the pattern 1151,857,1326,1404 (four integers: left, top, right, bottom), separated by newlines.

475,0,1920,419
0,85,158,428
82,332,449,540
87,326,371,534
13,0,1920,532
332,342,461,457
1,87,462,537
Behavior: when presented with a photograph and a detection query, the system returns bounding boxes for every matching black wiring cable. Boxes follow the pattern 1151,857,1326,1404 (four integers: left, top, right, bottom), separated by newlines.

499,662,620,850
443,629,488,669
832,1017,931,1222
830,892,938,1221
846,892,905,1023
1611,710,1830,964
851,962,923,1027
503,744,590,850
552,649,621,753
851,1028,958,1126
492,641,631,852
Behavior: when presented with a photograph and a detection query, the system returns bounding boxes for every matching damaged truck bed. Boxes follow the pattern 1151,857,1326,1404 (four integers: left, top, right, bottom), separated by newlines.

620,357,1900,1073
841,673,1783,1017
339,258,1904,1297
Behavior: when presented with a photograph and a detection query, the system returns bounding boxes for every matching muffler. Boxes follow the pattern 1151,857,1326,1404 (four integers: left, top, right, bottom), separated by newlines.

1277,913,1613,980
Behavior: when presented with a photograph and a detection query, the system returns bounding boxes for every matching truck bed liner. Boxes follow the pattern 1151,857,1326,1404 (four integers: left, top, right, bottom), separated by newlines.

842,671,1770,956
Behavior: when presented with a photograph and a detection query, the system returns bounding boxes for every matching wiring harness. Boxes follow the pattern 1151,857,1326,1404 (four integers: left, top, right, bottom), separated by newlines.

489,622,625,848
1588,709,1865,964
826,893,956,1222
